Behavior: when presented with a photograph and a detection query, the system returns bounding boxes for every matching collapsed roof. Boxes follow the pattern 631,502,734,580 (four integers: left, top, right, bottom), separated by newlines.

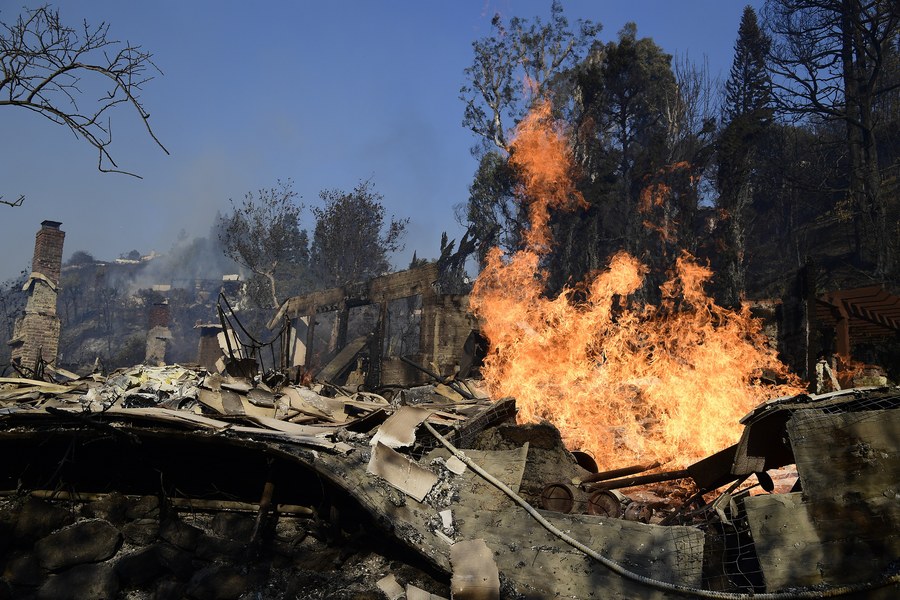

1,364,898,598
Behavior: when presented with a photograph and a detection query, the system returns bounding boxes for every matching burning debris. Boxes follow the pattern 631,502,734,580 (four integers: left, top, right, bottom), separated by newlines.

0,98,898,599
470,99,802,470
0,361,898,598
0,229,897,598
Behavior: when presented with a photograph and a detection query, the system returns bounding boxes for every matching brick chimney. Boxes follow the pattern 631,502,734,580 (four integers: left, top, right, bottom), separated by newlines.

195,322,224,371
9,221,66,373
145,301,171,365
32,221,65,284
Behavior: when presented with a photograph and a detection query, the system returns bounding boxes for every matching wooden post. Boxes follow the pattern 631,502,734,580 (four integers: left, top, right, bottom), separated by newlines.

304,313,317,369
833,300,851,360
250,459,276,544
803,261,819,393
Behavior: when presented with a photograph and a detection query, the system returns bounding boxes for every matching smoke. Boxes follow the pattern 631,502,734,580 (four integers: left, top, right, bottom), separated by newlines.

98,221,241,297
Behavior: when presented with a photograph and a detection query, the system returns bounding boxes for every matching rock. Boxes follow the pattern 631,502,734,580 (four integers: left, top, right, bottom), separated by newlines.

156,544,196,581
82,493,128,524
114,546,166,589
13,498,73,545
36,562,119,600
125,495,160,520
153,577,187,600
210,512,254,542
35,520,122,571
2,551,44,586
194,534,246,563
159,518,202,552
121,518,160,545
185,564,248,600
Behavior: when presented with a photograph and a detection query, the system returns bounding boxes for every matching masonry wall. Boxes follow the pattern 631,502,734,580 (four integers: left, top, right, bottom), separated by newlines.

9,222,65,371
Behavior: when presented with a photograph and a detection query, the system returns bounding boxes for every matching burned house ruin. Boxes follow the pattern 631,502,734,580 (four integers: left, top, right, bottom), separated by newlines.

268,262,479,388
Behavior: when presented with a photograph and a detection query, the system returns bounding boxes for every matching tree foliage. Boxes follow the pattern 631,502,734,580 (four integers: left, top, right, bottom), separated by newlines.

716,6,774,304
458,3,601,278
725,6,773,124
218,180,308,309
459,0,600,154
310,180,408,289
764,0,900,275
65,250,96,266
460,151,524,267
0,3,167,204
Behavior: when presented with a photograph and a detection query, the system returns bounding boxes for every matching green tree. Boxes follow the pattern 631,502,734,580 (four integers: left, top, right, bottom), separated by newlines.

576,25,677,194
218,180,308,309
310,180,407,288
458,2,600,268
459,150,524,267
0,5,167,205
459,0,600,154
765,0,900,275
559,24,695,293
716,6,774,304
725,7,773,123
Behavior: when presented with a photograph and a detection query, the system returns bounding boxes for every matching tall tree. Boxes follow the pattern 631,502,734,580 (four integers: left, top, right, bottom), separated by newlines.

309,180,408,288
459,150,524,267
459,0,600,154
218,180,308,309
0,4,167,205
765,0,900,275
725,7,774,123
458,1,600,267
717,6,774,304
561,24,694,293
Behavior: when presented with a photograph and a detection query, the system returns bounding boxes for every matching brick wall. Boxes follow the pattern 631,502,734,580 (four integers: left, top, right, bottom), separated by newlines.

149,302,170,329
197,325,224,371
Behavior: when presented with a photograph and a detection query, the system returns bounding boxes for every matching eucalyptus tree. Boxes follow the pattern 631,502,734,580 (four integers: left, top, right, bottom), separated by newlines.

459,1,600,265
218,180,308,309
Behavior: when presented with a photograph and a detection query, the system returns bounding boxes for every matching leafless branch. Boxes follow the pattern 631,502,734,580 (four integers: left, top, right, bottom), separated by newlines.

0,195,25,207
0,4,168,179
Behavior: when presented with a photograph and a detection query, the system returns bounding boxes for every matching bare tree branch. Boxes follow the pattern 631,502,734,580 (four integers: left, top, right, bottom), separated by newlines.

0,195,25,207
0,4,168,183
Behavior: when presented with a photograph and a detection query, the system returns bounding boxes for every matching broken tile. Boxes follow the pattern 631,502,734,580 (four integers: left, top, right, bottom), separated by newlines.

367,442,438,502
370,406,431,449
375,574,404,600
450,539,500,600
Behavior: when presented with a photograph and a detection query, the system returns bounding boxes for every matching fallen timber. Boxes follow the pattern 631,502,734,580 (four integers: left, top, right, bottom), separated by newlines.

0,366,899,598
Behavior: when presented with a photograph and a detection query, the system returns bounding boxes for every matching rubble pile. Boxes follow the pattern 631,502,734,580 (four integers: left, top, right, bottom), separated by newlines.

1,365,899,598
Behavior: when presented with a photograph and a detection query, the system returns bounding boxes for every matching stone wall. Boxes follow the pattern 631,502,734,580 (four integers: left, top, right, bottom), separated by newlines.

0,494,449,599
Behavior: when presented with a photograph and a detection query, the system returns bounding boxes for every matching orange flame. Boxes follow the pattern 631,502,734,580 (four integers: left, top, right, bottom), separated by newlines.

507,99,587,250
471,101,802,469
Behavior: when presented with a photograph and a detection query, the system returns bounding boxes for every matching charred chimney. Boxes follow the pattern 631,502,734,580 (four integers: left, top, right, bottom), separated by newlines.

9,221,66,373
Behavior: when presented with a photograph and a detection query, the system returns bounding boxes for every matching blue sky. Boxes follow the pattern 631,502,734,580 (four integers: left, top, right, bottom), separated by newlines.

0,1,761,283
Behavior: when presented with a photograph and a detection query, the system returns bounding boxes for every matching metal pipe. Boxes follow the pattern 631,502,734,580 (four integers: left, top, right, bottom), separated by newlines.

584,469,690,492
578,461,662,485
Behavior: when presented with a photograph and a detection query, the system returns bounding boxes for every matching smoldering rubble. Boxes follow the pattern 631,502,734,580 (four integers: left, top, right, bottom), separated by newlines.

0,361,898,599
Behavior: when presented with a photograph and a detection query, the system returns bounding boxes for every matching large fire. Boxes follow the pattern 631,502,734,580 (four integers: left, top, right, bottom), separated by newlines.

470,100,802,469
